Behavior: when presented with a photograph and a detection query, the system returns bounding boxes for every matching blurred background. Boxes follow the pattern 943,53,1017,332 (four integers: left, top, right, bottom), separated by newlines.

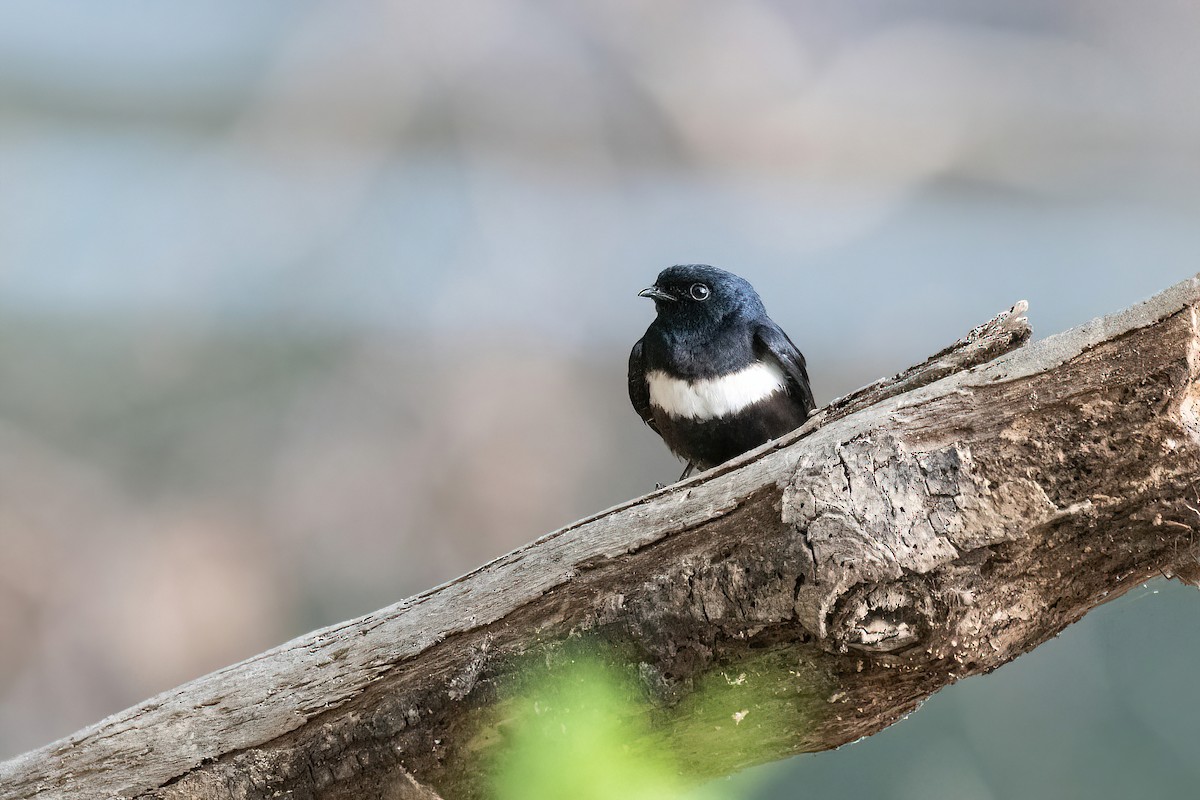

2,1,1199,797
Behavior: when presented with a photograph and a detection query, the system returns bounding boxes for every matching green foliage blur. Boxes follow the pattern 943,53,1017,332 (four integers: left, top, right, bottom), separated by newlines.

492,657,686,800
491,655,761,800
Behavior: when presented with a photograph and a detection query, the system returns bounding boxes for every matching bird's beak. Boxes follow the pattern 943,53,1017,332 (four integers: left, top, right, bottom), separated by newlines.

638,286,676,303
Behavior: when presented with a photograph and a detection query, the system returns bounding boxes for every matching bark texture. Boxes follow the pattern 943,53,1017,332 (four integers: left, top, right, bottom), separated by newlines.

4,278,1200,800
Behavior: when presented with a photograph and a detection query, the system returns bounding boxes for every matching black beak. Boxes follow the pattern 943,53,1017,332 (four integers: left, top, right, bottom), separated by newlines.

638,286,676,303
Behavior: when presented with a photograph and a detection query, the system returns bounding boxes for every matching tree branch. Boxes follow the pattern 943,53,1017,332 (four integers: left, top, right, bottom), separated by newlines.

4,277,1199,800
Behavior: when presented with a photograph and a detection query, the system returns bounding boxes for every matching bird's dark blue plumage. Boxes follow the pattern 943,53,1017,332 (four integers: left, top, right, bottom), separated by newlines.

629,265,815,476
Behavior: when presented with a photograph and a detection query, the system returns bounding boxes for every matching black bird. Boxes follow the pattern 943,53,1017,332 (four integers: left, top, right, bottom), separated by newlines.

628,265,815,478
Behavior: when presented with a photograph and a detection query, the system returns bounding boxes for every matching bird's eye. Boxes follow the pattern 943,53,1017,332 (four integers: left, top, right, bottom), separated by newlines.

689,283,710,301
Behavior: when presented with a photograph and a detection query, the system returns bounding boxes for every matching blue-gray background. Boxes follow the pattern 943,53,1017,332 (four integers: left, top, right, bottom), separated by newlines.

1,2,1198,797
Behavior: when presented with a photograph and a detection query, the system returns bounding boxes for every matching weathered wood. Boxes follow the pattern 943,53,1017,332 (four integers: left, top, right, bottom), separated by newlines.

3,277,1199,800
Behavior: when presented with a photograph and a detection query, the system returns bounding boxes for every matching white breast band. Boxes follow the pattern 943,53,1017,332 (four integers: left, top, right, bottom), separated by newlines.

647,361,787,420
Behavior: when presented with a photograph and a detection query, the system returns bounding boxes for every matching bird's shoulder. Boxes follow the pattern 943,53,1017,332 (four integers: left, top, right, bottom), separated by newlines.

627,337,658,430
752,319,815,413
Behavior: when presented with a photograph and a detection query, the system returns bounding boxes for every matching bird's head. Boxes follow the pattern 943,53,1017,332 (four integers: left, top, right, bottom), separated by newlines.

638,265,765,327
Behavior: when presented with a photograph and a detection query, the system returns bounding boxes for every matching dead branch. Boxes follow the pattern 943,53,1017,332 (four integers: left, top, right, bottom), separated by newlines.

4,276,1199,800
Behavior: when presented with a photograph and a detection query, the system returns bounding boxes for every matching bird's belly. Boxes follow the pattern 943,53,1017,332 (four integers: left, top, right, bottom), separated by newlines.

652,391,808,469
646,361,786,420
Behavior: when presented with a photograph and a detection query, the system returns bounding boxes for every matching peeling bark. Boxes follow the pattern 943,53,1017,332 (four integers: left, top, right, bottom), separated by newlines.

3,279,1199,800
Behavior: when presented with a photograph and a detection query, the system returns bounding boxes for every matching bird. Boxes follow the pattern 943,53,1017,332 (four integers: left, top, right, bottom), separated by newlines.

628,265,815,480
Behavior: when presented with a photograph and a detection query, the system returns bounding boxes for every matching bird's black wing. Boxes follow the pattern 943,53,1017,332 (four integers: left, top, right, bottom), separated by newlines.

754,322,816,414
627,338,661,435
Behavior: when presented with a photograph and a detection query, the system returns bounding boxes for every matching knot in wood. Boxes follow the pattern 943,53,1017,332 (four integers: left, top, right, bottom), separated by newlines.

828,582,934,654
